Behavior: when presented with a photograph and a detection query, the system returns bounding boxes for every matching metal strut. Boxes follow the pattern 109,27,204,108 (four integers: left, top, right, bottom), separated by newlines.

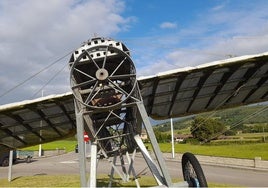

108,150,140,187
70,37,203,187
136,101,172,187
75,100,175,187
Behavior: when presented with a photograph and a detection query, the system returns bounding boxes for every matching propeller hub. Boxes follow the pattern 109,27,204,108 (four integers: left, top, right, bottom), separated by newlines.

96,68,109,81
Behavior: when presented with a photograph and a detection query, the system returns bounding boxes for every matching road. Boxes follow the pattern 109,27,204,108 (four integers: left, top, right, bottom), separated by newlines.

0,152,267,187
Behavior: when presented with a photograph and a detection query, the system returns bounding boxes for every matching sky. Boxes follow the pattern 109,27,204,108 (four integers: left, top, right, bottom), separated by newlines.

1,0,268,105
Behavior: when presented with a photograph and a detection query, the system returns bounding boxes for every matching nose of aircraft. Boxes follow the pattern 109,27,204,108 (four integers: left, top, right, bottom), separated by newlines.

69,37,138,109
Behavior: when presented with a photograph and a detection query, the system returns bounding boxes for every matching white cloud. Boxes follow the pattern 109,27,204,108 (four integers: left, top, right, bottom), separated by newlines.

0,0,132,104
160,22,177,29
1,0,268,104
136,1,268,76
211,2,226,11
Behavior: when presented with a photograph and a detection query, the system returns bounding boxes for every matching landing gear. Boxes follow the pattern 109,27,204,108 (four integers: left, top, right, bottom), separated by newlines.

70,38,208,187
182,152,208,187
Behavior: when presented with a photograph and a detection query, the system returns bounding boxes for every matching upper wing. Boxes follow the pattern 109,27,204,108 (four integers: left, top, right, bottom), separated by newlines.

139,52,268,119
0,92,75,149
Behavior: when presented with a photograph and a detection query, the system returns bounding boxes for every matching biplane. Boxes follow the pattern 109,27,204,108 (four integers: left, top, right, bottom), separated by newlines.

0,37,267,187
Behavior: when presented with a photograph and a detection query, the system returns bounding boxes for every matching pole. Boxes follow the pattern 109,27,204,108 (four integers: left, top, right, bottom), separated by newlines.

38,119,43,157
8,150,13,182
39,90,44,157
75,103,87,187
89,141,98,187
171,118,175,159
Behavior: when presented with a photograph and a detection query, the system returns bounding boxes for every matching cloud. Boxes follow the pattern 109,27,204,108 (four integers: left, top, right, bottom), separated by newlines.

0,0,132,104
135,1,268,76
160,22,177,29
211,2,226,11
1,0,268,104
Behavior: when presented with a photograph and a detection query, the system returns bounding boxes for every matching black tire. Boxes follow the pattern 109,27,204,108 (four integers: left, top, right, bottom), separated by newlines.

1,157,9,167
123,121,137,153
182,152,208,187
98,127,112,152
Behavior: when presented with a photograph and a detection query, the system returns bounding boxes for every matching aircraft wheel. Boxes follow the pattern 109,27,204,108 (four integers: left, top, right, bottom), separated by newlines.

182,152,208,187
123,123,136,153
1,157,9,167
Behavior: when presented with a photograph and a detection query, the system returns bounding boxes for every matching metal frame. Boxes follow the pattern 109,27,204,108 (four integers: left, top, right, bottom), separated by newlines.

74,100,177,187
71,38,190,187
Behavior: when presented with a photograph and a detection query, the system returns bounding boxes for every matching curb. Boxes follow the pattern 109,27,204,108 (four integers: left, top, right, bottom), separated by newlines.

136,152,268,172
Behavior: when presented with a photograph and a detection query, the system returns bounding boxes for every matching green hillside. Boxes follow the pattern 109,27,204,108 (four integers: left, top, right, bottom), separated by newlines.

154,104,268,134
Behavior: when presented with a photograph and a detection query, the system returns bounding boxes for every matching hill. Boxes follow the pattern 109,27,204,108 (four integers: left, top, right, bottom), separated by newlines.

153,103,268,134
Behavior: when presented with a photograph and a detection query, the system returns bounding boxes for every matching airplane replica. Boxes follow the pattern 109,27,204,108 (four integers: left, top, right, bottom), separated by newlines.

0,37,268,187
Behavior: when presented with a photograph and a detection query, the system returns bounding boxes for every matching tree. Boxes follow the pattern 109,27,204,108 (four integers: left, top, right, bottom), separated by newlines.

154,129,171,143
190,116,226,142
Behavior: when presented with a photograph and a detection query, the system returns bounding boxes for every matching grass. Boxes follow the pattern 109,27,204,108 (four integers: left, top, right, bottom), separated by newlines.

2,138,250,187
0,174,231,187
156,142,268,160
232,132,268,138
23,140,77,153
21,136,268,160
0,175,80,187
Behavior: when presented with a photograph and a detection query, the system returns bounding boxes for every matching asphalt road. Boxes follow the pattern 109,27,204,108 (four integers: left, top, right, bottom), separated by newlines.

0,152,267,187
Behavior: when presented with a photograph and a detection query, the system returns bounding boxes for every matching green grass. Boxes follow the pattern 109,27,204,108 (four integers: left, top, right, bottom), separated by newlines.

23,140,77,153
22,136,268,160
232,132,268,138
3,138,249,187
156,142,268,160
0,174,231,187
0,175,80,187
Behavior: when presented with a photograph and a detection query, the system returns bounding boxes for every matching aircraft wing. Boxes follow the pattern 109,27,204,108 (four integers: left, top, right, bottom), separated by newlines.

0,51,267,148
139,52,268,119
0,93,75,149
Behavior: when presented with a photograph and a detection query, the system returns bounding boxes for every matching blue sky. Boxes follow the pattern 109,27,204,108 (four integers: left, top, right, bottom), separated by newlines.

119,0,268,75
1,0,268,104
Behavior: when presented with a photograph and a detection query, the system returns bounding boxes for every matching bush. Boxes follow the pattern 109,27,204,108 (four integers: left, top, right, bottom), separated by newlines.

224,129,236,136
191,116,226,142
185,138,200,145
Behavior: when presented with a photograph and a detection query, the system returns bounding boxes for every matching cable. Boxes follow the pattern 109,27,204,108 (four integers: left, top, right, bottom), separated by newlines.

0,50,73,99
201,105,268,144
2,36,263,99
31,62,69,98
190,59,264,138
189,84,245,136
